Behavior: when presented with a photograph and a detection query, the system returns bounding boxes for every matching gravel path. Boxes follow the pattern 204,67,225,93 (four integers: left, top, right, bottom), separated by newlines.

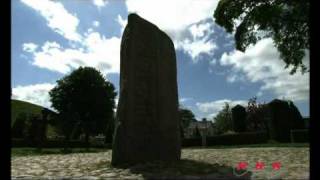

11,147,309,179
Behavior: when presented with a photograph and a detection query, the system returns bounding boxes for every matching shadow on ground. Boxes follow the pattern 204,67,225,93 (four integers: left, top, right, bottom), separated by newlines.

114,159,252,179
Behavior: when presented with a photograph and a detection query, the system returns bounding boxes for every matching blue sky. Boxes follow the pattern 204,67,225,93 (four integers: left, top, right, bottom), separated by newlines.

11,0,310,120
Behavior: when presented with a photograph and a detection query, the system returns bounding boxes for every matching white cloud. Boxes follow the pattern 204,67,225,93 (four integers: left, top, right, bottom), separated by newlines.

209,58,217,66
179,97,193,103
31,41,71,74
93,20,100,27
93,0,108,8
27,31,121,75
116,15,127,34
12,83,55,110
189,22,212,40
82,32,121,74
226,73,246,83
173,20,217,61
21,0,81,42
257,91,263,97
21,0,121,75
113,97,119,112
196,99,247,119
21,0,219,75
226,75,237,83
125,0,219,62
175,37,217,62
223,40,235,48
220,38,309,102
22,43,38,53
125,0,218,35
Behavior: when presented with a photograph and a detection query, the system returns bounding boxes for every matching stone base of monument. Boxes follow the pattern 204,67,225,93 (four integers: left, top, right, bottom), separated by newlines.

111,13,181,166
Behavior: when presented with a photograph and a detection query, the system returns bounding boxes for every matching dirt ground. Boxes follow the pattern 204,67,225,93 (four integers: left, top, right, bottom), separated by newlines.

11,147,309,179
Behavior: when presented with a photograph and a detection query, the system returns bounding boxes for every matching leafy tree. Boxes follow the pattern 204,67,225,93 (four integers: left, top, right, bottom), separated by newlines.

246,97,268,132
49,67,117,149
214,0,309,74
179,107,197,129
213,102,233,134
179,107,197,138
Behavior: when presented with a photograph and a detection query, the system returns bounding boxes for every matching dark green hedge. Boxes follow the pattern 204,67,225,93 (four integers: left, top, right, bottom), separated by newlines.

206,131,268,146
11,139,107,148
182,131,268,147
290,129,309,143
182,137,202,147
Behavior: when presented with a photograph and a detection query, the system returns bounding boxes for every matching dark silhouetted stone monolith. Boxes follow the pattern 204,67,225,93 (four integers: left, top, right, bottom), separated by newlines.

267,99,305,142
111,14,181,166
231,105,247,132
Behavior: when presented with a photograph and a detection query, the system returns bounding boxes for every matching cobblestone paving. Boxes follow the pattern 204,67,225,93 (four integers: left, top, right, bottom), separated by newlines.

11,147,309,179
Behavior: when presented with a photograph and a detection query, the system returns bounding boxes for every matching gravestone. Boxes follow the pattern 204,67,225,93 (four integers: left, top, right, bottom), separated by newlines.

267,99,305,142
231,105,247,132
111,14,181,166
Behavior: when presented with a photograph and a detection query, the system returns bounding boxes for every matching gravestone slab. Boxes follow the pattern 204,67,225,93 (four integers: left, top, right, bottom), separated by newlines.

111,14,181,166
267,99,305,142
231,105,247,132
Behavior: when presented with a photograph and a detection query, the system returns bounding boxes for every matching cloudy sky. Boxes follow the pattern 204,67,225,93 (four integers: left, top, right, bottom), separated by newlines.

12,0,310,120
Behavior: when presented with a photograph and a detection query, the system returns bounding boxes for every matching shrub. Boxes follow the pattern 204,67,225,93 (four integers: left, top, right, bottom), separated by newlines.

223,130,236,135
11,139,109,148
206,131,268,146
12,138,30,147
182,137,202,147
181,131,268,147
290,129,309,143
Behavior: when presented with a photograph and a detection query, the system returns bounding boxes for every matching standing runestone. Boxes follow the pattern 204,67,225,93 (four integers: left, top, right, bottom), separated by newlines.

111,13,181,166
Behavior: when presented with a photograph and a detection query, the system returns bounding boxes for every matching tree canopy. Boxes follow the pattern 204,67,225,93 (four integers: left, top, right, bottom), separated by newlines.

246,97,268,132
179,107,197,129
49,67,117,145
213,102,233,134
179,106,197,138
214,0,309,74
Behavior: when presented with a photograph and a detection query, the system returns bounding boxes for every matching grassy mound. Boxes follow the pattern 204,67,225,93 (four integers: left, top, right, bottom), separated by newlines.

11,99,59,137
